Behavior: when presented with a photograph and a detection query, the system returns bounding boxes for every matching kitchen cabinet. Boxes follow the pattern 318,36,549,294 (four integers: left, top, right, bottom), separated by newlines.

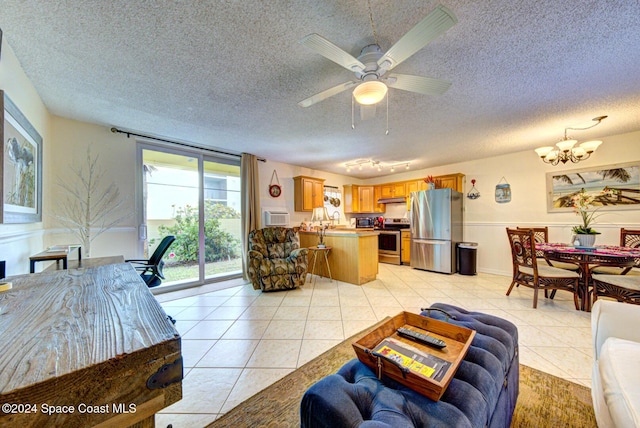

435,173,465,193
294,176,325,212
406,180,428,195
380,182,406,198
344,185,375,213
401,230,411,264
373,186,385,213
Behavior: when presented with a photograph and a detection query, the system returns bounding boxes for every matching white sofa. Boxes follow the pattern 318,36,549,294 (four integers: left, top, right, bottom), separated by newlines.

591,300,640,427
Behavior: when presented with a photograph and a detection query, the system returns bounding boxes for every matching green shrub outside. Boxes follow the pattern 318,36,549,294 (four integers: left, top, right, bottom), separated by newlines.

155,202,241,264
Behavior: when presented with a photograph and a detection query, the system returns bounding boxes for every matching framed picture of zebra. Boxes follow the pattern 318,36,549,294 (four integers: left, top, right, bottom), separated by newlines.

1,90,43,223
546,161,640,213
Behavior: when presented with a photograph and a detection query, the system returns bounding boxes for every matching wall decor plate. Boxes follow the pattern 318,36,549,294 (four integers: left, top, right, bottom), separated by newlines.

495,177,511,203
269,170,281,198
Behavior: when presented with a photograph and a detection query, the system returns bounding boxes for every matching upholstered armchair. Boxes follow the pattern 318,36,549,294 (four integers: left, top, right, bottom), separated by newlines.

248,227,309,291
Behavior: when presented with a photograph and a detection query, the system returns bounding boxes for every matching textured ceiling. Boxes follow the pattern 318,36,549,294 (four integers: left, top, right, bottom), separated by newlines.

1,0,639,178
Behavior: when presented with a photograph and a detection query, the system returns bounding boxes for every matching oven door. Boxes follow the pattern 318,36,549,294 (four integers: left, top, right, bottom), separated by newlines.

378,231,401,265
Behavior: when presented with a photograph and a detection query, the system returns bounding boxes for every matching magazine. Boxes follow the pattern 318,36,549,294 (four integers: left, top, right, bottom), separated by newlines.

373,337,451,382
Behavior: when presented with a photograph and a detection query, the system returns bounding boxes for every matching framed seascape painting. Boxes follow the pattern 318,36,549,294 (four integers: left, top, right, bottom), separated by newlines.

546,161,640,213
1,90,43,223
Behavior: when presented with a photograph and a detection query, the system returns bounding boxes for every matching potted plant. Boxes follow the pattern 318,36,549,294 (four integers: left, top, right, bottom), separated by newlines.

317,224,328,248
424,175,436,190
570,188,612,247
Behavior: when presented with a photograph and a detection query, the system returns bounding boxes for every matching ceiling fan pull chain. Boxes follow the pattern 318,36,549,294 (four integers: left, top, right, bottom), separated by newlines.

352,95,356,129
385,91,389,135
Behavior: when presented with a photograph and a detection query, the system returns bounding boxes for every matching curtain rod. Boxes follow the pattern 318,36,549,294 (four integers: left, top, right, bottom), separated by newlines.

110,127,266,162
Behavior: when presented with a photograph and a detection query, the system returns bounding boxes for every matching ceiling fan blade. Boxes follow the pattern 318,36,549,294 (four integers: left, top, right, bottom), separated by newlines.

300,33,366,73
378,5,457,72
298,81,358,108
360,105,377,121
386,73,451,96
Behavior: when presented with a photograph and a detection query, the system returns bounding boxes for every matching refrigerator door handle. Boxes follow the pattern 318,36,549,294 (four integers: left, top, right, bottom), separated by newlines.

413,239,448,245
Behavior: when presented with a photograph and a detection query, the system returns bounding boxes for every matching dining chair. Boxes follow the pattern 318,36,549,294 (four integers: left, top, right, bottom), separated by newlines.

126,235,176,287
592,274,640,305
506,228,580,309
592,228,640,276
517,226,579,272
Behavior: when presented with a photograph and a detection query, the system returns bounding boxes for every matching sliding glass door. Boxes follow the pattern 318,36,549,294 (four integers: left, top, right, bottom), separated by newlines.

138,144,242,289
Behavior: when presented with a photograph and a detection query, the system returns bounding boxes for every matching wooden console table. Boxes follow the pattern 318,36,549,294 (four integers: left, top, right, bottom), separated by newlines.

29,244,82,273
0,263,182,427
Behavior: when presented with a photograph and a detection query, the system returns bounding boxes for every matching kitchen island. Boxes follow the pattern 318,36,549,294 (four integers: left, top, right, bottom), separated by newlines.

299,229,379,285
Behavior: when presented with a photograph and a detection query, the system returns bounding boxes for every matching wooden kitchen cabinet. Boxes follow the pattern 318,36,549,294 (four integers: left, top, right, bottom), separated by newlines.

344,185,375,213
380,182,406,198
294,176,325,212
373,186,385,213
435,173,465,192
406,180,428,195
401,230,411,264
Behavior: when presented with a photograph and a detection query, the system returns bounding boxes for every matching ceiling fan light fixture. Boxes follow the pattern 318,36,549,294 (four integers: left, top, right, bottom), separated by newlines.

353,81,388,105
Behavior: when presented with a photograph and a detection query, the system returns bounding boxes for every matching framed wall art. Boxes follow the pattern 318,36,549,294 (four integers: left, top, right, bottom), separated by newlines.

546,161,640,213
1,90,43,223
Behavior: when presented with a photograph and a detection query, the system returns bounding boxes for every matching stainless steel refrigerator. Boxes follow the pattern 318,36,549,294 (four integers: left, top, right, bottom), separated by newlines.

410,188,463,274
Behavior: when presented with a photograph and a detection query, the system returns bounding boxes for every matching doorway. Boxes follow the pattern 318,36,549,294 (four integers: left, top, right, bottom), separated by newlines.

138,144,242,289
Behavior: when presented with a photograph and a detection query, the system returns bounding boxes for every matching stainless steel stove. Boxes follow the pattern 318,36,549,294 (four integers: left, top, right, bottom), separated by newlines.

377,218,410,265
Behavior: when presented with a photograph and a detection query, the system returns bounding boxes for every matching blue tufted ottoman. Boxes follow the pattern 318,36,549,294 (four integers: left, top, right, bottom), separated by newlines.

300,303,519,428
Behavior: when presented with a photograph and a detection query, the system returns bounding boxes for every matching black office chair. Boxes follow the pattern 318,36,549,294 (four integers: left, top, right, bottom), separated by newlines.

126,235,176,288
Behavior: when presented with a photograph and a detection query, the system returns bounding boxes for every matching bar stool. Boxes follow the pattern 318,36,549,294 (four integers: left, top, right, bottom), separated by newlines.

308,246,332,283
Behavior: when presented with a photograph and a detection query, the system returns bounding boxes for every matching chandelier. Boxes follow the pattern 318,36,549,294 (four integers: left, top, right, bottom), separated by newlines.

534,116,607,165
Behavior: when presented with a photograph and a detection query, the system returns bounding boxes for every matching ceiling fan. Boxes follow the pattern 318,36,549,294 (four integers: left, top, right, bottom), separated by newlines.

298,4,457,109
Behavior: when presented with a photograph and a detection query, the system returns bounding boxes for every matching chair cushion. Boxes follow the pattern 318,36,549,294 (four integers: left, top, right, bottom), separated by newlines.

592,274,640,291
599,337,640,428
520,264,579,278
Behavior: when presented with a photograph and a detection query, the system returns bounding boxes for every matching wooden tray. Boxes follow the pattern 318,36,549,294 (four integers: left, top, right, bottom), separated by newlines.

352,311,475,401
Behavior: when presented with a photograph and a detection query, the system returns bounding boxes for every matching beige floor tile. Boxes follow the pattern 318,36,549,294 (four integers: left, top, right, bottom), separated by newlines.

173,306,216,320
246,339,302,368
197,339,260,368
205,305,247,320
220,368,293,413
307,305,342,320
238,305,278,320
262,320,306,339
181,339,216,368
162,367,242,414
304,320,344,340
298,339,341,366
273,305,309,320
221,319,270,339
181,320,235,340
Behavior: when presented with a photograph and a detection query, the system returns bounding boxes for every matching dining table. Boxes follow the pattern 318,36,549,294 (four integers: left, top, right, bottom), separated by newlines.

537,243,640,311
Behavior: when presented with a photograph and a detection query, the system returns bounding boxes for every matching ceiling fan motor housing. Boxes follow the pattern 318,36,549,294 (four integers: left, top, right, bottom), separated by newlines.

355,44,386,80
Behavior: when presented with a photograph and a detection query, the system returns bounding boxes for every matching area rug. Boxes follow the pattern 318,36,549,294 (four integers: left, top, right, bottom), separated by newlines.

208,326,597,428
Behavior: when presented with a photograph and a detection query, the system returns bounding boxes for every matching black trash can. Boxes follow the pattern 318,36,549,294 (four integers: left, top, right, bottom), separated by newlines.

457,242,478,275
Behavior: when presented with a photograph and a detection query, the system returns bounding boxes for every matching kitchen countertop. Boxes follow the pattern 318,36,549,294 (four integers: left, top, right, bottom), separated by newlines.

299,229,379,237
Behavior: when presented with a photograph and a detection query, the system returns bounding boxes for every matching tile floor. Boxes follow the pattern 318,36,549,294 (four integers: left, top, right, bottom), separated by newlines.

154,263,593,427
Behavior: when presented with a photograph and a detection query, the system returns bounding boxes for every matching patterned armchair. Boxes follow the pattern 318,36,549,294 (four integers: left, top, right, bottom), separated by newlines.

248,227,309,291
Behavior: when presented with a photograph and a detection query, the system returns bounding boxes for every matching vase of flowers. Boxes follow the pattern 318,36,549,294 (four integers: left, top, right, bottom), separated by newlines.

570,188,610,247
424,175,436,190
317,224,328,248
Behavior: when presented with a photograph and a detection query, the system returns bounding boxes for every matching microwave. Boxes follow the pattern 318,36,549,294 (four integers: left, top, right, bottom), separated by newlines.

355,217,375,228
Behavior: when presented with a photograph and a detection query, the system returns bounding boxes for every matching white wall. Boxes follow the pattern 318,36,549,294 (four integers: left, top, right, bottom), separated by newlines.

0,40,50,275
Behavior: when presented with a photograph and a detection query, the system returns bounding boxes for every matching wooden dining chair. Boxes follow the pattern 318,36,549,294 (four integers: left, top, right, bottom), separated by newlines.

517,226,579,272
592,228,640,276
592,274,640,305
506,228,580,309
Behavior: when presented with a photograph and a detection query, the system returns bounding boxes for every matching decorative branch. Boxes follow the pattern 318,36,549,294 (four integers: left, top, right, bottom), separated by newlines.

51,148,132,257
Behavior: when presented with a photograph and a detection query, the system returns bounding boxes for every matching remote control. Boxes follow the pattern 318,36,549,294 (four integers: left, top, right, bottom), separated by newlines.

397,327,447,349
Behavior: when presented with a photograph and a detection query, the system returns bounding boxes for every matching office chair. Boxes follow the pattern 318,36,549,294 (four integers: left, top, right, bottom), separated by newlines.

126,235,176,288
